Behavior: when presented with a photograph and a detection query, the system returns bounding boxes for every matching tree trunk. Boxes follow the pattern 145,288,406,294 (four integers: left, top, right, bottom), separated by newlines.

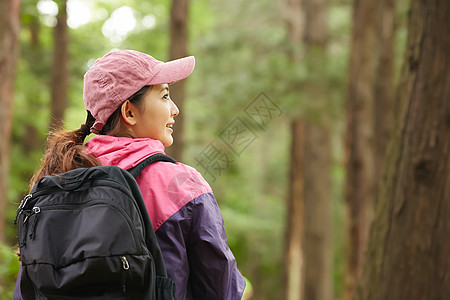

282,0,305,298
24,15,44,154
373,0,395,191
304,124,333,300
166,0,189,161
50,0,69,130
302,0,333,299
343,0,378,297
284,0,303,61
284,121,306,300
0,0,21,242
0,0,20,242
359,0,450,298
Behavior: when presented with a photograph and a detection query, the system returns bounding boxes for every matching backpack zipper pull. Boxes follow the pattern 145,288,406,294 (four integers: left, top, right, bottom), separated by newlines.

14,194,32,225
121,256,130,293
22,211,31,224
121,256,130,270
29,207,41,240
19,211,31,247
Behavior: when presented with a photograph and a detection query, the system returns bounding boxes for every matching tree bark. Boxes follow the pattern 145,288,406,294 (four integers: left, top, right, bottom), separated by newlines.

50,0,69,130
0,0,21,242
24,14,44,154
282,0,306,299
343,0,378,296
302,0,333,299
359,0,450,298
373,0,395,191
166,0,189,161
304,124,333,300
284,121,306,300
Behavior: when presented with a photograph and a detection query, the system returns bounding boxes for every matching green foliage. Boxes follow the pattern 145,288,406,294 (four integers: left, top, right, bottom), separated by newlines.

0,243,20,299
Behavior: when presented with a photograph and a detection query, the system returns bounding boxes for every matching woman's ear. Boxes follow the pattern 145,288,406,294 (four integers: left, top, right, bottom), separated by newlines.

120,100,137,126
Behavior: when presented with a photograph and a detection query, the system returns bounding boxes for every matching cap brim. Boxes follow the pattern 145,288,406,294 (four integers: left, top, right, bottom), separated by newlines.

148,56,195,85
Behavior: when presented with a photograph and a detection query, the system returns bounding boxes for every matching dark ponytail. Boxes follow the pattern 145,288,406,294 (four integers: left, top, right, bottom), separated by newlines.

29,112,100,189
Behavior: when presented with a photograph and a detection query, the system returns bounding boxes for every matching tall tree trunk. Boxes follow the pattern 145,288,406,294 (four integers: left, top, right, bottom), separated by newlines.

359,0,450,298
50,0,69,130
25,15,44,154
284,0,303,61
284,121,306,300
166,0,189,161
343,0,378,297
373,0,395,191
0,0,21,242
282,0,305,299
304,124,333,300
302,0,333,299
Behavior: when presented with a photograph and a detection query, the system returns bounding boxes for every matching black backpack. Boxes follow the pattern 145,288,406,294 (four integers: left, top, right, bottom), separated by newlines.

14,153,177,299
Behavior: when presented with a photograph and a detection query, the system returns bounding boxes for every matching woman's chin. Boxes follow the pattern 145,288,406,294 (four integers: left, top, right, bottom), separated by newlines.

162,136,174,147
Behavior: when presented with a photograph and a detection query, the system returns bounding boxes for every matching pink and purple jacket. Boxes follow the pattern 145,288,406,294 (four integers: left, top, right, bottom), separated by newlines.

86,136,245,300
13,136,245,300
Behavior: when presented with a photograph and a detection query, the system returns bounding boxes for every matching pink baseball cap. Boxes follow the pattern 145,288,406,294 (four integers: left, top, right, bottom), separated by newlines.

83,50,195,134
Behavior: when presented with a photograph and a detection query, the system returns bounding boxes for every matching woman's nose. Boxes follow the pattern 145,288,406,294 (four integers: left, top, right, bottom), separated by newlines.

171,99,179,117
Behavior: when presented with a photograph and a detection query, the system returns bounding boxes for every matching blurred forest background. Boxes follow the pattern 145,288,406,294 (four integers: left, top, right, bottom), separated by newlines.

1,0,449,299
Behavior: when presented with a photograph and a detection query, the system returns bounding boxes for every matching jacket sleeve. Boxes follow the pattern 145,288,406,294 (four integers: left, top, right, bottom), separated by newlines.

13,264,23,300
187,192,246,300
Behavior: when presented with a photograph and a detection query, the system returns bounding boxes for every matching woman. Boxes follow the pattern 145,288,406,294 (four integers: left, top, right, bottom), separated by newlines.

14,50,245,300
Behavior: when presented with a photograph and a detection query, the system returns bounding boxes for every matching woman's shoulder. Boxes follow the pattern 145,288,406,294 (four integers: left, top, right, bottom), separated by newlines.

148,160,213,195
137,159,214,230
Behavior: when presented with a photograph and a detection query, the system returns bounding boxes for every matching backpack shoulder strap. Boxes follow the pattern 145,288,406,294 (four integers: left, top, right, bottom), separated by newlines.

125,153,176,279
127,153,177,178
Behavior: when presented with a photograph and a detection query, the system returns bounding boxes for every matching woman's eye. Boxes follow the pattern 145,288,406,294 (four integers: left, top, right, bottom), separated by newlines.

163,94,169,100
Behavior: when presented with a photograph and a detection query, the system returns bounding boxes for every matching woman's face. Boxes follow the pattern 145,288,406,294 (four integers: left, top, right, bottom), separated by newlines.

131,84,179,146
